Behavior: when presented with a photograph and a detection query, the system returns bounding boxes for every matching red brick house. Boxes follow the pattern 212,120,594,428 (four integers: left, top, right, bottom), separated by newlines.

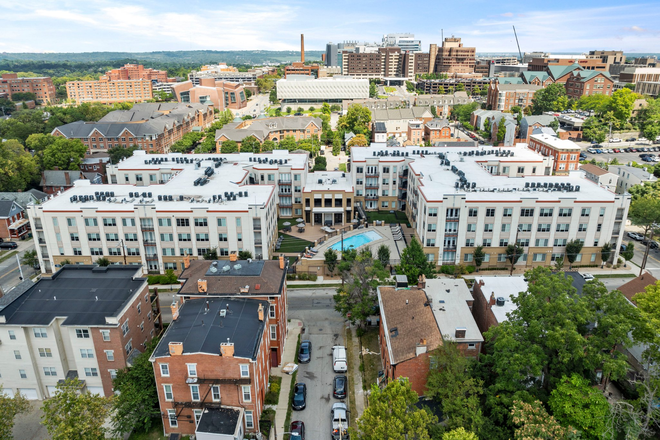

424,119,452,143
471,276,528,335
0,200,30,240
177,255,288,367
150,297,270,437
565,70,615,100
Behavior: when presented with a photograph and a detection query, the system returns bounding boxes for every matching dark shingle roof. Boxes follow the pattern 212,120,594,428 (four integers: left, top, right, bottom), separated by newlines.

0,200,18,217
618,274,658,305
40,170,86,187
197,407,241,436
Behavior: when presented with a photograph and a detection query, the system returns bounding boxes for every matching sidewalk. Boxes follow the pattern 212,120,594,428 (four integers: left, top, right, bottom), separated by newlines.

271,319,303,439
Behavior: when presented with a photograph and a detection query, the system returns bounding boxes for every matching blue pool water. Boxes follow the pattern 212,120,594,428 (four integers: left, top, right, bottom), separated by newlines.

330,230,382,252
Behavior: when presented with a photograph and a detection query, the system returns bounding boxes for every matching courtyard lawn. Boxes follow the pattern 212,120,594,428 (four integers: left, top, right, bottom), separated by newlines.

365,210,410,226
275,231,313,254
384,86,396,93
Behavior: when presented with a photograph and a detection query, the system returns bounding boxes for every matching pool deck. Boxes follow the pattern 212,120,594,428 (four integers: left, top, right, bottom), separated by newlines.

306,226,403,262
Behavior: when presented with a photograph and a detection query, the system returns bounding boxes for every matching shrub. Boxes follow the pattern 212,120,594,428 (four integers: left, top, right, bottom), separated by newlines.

299,273,308,281
466,265,475,273
270,382,280,395
286,274,297,281
439,265,455,275
308,273,318,281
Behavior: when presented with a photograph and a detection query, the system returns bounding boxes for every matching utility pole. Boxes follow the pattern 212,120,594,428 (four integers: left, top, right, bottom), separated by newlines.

16,254,24,281
118,239,127,265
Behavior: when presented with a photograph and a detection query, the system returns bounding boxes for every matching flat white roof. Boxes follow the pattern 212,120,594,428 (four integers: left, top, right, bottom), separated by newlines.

530,133,581,150
304,171,353,192
474,276,528,324
425,278,483,343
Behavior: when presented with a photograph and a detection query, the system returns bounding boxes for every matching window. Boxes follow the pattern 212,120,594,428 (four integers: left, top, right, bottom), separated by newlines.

446,208,459,219
537,223,551,232
106,233,119,241
125,339,133,355
44,367,57,376
483,239,492,247
84,218,98,227
103,218,116,227
8,330,16,340
517,166,525,174
121,320,129,336
109,369,117,379
484,224,493,232
39,348,52,358
19,369,27,379
468,343,476,350
270,325,277,340
597,223,602,232
158,218,171,227
80,349,94,358
426,239,436,246
517,239,529,247
499,239,509,247
465,239,475,247
533,253,546,262
100,330,110,341
535,239,549,247
70,233,79,242
591,253,597,262
160,364,170,377
212,386,221,401
445,223,457,233
122,218,135,227
187,364,197,377
578,223,588,232
76,329,90,339
178,233,191,242
539,208,553,217
190,385,200,401
498,254,507,262
427,224,437,232
520,208,534,217
467,224,476,233
194,218,208,227
269,304,276,319
600,208,606,217
217,218,227,227
501,224,511,233
176,218,190,227
33,328,47,338
554,238,568,246
556,223,570,232
486,208,495,217
503,208,513,217
581,208,591,217
246,411,254,429
196,233,209,242
84,368,99,377
88,233,101,241
468,208,478,217
160,233,173,242
242,385,251,402
240,364,250,378
125,233,138,241
167,409,177,427
558,208,572,217
67,217,76,227
519,224,532,232
428,208,438,217
464,253,473,262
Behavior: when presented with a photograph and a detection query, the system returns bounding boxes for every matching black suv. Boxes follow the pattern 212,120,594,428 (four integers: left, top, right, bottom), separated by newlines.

0,242,18,250
292,383,307,410
333,375,347,399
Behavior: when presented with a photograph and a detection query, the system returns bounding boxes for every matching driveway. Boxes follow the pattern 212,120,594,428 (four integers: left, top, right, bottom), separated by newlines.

12,401,49,440
288,288,347,439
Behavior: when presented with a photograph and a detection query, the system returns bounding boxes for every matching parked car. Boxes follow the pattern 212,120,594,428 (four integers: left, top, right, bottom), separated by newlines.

627,137,637,142
331,402,349,440
610,138,622,143
292,383,307,410
630,148,638,152
333,346,348,373
333,375,347,399
612,148,621,153
628,232,644,241
0,242,18,250
595,149,603,154
587,148,597,154
643,156,655,162
582,273,595,281
290,421,305,440
298,340,312,364
624,148,632,152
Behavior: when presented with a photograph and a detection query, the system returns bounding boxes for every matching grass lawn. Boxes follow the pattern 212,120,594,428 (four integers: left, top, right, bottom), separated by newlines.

277,234,313,253
359,328,382,390
384,86,396,93
365,210,410,226
265,375,283,404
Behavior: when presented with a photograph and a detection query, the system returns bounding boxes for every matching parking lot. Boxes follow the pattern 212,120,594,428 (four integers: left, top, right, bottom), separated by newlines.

580,141,660,165
288,288,348,439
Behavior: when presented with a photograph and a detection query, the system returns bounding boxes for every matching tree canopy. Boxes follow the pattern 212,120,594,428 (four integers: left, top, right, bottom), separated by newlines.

338,104,372,136
0,139,40,191
42,138,88,170
531,83,568,115
397,238,435,283
0,386,30,439
220,140,239,153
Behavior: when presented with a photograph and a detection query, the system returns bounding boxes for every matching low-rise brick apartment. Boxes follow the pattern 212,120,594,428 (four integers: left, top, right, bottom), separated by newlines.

171,78,247,111
0,73,57,103
486,83,543,111
528,132,582,174
177,255,289,367
0,265,161,399
104,64,175,83
150,297,270,437
52,103,214,154
66,78,153,104
565,70,614,99
215,116,322,149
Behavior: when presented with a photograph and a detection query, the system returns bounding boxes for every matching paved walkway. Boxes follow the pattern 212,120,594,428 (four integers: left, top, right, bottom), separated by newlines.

271,319,303,439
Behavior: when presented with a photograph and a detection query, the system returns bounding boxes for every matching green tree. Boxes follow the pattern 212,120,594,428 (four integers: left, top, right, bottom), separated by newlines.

286,106,292,114
220,140,239,153
334,248,389,327
330,104,341,112
576,93,611,115
608,88,639,123
240,136,261,153
322,102,331,114
41,378,112,440
352,379,438,440
582,117,607,143
332,135,341,155
111,339,160,436
0,139,40,191
0,110,46,143
313,155,327,171
324,249,338,274
338,104,372,136
397,238,435,283
370,82,378,98
455,83,466,92
377,244,390,268
628,196,660,275
600,243,612,265
297,107,304,114
107,145,138,164
347,134,368,151
25,133,55,154
238,250,252,260
261,139,276,151
0,385,30,439
531,83,568,115
442,428,478,440
549,119,559,134
496,117,506,144
0,98,14,116
565,239,583,269
42,138,88,170
406,81,416,93
638,98,660,142
473,246,485,272
21,249,39,268
633,282,660,365
95,257,111,267
451,102,480,125
511,400,577,440
554,255,564,271
621,242,634,267
505,242,524,275
426,342,484,434
548,374,609,440
274,107,282,117
269,87,278,104
279,135,297,151
203,248,218,260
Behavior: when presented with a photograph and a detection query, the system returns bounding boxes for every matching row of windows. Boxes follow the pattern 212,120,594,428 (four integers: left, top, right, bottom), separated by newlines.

165,407,254,429
63,217,243,228
159,362,250,379
460,222,603,233
463,237,599,247
464,251,599,264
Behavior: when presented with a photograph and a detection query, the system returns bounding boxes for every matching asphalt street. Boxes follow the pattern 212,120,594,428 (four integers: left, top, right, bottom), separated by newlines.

0,241,37,294
287,288,347,440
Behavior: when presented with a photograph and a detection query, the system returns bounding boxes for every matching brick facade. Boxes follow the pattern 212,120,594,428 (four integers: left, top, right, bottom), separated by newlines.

0,73,57,103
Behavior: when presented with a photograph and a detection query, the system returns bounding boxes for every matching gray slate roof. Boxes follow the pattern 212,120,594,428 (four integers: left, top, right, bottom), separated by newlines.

40,170,86,187
215,117,322,143
0,189,49,208
372,107,432,121
425,119,450,129
522,115,557,126
0,200,19,218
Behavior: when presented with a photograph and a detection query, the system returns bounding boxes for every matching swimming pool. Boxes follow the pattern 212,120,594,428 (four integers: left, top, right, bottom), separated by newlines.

329,230,382,252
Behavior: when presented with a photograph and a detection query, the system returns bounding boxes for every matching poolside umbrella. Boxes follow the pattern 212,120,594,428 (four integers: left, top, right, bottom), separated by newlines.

296,218,304,223
282,222,291,226
351,219,359,223
298,223,306,227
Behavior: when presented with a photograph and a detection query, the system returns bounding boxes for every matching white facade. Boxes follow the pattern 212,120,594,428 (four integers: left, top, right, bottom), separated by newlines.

276,76,369,103
610,165,658,194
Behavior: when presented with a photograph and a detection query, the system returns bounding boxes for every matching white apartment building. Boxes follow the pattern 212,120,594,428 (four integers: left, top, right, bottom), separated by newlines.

28,150,311,274
351,144,629,268
0,265,158,399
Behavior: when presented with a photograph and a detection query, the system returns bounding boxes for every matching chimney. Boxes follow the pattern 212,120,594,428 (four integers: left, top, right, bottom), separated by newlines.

220,340,234,357
183,253,190,269
417,274,426,289
229,252,238,262
455,328,467,338
64,171,71,186
301,34,305,63
258,303,264,321
198,279,208,293
279,254,285,270
171,300,180,321
415,338,427,356
489,292,496,307
168,342,183,356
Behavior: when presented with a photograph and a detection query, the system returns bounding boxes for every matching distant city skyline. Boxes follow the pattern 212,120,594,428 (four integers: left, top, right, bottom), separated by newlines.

1,0,659,53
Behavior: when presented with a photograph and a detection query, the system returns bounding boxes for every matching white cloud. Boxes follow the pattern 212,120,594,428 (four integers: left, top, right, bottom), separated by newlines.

500,12,514,17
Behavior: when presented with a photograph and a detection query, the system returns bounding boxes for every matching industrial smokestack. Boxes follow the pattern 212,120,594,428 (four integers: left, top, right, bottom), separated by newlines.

301,34,305,63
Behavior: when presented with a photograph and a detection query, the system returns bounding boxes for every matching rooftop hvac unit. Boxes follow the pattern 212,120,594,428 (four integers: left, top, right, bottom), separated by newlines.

496,297,506,307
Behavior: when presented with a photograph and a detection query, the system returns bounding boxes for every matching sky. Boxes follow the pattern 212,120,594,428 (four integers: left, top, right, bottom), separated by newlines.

1,0,659,54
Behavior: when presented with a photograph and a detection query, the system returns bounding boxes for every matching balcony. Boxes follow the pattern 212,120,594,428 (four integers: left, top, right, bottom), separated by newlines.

365,184,379,189
255,238,263,245
398,192,407,200
278,180,292,185
365,172,379,178
280,199,293,207
140,226,154,232
38,238,46,245
34,221,43,230
253,222,262,231
145,254,158,261
398,182,407,190
365,194,379,200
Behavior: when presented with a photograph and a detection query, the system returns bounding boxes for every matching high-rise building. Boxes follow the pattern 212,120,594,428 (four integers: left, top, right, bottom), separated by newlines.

104,64,174,83
0,73,57,103
381,33,422,52
434,37,476,74
586,50,625,67
66,78,153,104
326,43,339,67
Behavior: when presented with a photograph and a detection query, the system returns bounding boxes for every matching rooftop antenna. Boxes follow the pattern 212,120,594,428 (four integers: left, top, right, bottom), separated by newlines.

513,26,523,63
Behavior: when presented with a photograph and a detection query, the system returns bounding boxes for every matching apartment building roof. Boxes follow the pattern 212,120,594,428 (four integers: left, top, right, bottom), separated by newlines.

0,265,145,325
304,171,353,192
215,116,322,143
197,407,243,437
522,71,551,83
547,64,584,80
425,279,483,344
425,119,450,129
40,170,87,188
474,276,528,324
371,107,432,121
569,70,612,81
609,165,657,181
580,163,612,177
618,274,658,305
495,83,544,92
151,297,268,360
0,200,21,218
498,77,525,85
179,259,286,296
521,115,557,126
354,144,621,203
378,286,443,365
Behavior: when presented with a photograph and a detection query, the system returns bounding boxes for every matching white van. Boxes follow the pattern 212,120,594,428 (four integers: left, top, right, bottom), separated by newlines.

333,346,348,373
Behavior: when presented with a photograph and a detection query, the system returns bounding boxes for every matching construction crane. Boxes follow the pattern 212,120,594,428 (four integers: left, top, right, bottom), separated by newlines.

513,26,523,63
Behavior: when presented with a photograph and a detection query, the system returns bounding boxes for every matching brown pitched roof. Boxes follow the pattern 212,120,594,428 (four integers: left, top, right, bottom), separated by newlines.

580,163,611,176
618,273,658,305
178,259,286,296
379,286,442,365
